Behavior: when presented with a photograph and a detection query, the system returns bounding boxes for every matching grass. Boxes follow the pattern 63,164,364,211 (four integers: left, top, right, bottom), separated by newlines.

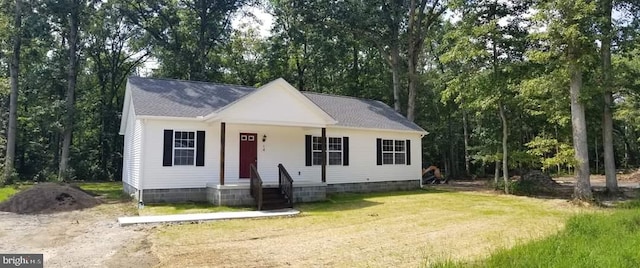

0,183,36,202
74,181,128,201
149,189,584,268
139,203,252,216
0,185,22,202
433,201,640,268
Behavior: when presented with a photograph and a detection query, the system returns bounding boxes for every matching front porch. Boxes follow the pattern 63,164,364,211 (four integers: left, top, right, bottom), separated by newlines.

205,181,327,207
133,180,326,207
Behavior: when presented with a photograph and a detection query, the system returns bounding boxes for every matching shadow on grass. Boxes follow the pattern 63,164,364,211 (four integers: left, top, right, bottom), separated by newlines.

74,181,131,203
141,202,252,215
297,189,447,213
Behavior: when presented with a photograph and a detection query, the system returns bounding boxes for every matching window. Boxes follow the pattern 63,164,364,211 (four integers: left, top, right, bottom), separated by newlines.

174,131,195,165
312,136,343,165
328,137,343,165
312,137,323,165
394,140,406,164
381,139,405,165
306,135,349,167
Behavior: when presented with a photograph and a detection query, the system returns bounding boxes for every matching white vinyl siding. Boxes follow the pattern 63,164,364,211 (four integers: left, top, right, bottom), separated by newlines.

307,128,421,185
142,120,218,189
134,120,421,189
122,100,142,190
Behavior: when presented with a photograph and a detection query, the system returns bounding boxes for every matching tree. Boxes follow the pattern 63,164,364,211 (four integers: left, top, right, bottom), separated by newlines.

406,0,446,122
2,0,22,185
81,1,148,179
58,0,82,181
535,0,597,200
441,0,530,192
599,0,618,192
122,0,254,80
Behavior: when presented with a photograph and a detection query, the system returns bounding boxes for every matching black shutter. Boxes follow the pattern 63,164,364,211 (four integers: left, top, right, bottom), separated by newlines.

163,129,173,166
343,137,349,166
305,135,312,166
196,131,205,166
376,138,382,165
406,139,411,165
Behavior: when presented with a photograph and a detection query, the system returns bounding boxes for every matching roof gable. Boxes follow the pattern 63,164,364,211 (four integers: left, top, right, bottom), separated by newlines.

211,78,337,127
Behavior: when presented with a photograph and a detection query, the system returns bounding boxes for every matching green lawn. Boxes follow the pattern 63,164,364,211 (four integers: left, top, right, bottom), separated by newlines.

74,181,129,201
139,202,251,215
149,189,585,267
0,186,21,202
434,200,640,268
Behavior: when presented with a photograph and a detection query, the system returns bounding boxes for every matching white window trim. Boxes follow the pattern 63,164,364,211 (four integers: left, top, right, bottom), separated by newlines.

381,139,405,165
312,136,343,166
173,130,197,166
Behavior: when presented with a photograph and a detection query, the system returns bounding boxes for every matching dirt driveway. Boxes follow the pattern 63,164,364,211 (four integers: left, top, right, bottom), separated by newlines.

0,203,157,268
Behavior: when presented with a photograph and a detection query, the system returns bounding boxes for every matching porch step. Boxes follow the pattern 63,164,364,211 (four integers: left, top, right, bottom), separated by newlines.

261,187,292,210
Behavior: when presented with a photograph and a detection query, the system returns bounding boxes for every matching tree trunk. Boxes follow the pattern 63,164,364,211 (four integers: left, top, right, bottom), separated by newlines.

499,103,509,194
3,0,22,186
58,1,79,181
391,45,401,113
407,57,417,122
569,60,593,200
601,0,618,193
463,108,470,177
494,154,499,186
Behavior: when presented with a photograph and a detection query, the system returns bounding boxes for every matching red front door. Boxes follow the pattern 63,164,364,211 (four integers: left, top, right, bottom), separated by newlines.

239,133,257,179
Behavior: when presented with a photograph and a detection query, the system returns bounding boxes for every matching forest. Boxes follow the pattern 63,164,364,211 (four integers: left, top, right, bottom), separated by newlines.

0,0,639,200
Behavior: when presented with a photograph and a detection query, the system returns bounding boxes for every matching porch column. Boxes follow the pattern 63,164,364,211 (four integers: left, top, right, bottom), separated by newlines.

321,127,326,183
220,122,226,185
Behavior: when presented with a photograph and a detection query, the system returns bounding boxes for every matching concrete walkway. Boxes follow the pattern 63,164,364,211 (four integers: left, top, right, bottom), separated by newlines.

118,209,300,226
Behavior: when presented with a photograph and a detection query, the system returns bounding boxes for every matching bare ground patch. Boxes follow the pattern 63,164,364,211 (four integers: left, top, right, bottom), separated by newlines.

0,203,158,268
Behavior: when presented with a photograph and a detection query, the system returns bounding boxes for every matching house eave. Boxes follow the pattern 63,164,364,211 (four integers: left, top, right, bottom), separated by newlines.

136,115,206,121
214,118,334,128
327,125,428,135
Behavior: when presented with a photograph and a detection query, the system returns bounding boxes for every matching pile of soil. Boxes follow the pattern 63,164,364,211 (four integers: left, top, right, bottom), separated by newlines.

516,170,561,194
0,183,100,214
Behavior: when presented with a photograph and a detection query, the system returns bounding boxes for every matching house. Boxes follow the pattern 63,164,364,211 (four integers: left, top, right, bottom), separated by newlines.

119,77,427,207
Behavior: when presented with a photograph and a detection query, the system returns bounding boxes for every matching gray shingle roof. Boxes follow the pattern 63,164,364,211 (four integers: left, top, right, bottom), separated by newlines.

128,77,425,133
302,92,425,133
128,76,255,117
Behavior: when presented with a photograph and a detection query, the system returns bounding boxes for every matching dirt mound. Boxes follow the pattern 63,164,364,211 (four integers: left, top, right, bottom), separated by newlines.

0,183,100,214
513,170,561,194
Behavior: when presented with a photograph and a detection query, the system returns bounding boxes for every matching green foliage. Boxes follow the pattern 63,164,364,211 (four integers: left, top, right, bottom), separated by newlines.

121,0,254,80
435,207,640,267
0,0,639,184
526,136,576,173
